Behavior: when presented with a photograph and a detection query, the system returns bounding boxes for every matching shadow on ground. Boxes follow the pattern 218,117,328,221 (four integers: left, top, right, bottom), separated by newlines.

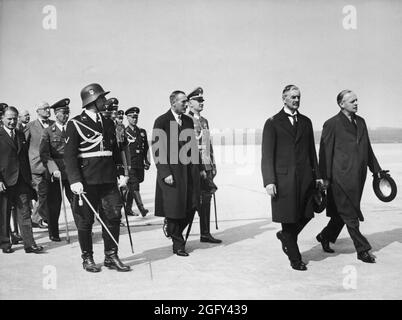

120,219,273,267
302,227,402,263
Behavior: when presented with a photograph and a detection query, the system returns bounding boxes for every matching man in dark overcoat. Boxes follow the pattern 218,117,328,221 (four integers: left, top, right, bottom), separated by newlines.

261,85,322,271
316,90,381,263
152,90,201,256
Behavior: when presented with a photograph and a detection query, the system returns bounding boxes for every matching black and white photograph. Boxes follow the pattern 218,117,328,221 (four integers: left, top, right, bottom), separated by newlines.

0,0,401,304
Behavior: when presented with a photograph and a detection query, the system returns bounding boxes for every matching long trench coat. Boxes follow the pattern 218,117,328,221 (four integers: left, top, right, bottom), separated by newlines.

152,109,201,219
261,109,320,223
319,111,381,221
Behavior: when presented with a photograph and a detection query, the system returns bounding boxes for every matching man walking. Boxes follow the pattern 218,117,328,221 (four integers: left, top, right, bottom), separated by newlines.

316,90,381,263
261,85,322,271
152,90,201,256
124,107,150,217
25,102,55,229
40,98,73,242
187,87,221,244
64,83,130,272
0,106,44,254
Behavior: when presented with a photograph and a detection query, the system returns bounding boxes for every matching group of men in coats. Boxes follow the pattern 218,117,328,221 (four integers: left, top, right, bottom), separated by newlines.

261,85,382,271
1,82,384,273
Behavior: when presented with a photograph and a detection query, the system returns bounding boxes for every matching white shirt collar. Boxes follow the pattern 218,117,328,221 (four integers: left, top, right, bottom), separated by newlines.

84,109,101,124
55,122,66,132
283,105,298,116
170,109,182,124
3,126,14,137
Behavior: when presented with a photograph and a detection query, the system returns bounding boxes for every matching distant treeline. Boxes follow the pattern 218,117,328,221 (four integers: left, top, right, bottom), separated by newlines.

210,128,402,145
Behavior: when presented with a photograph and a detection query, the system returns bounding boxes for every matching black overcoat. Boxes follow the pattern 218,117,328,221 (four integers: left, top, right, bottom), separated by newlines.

261,109,320,223
152,109,201,219
319,111,381,221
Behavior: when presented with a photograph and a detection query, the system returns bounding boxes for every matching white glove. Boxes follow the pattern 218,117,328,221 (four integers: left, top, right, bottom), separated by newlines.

118,175,129,188
71,182,84,194
53,170,62,179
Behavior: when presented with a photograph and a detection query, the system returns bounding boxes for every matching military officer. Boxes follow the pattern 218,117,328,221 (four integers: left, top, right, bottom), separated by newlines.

39,98,73,242
64,83,130,273
187,87,221,243
123,107,150,217
115,110,126,149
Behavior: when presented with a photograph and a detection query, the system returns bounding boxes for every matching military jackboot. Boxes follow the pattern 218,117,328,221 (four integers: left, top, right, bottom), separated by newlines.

133,190,149,217
104,248,131,272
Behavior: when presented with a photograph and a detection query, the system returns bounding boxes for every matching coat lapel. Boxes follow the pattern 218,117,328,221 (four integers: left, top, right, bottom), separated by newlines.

0,127,17,150
356,116,364,143
278,109,296,138
338,111,357,137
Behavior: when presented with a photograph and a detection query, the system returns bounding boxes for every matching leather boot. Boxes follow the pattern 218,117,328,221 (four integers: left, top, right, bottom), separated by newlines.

78,230,93,254
104,248,131,272
133,191,149,217
199,193,222,244
82,251,101,273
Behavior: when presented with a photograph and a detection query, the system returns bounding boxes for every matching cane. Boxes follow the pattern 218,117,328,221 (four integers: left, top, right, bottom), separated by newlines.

80,193,119,248
59,178,70,243
213,193,218,230
120,187,134,254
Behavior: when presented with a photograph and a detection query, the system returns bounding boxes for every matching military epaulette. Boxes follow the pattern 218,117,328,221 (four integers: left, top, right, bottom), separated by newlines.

268,116,275,121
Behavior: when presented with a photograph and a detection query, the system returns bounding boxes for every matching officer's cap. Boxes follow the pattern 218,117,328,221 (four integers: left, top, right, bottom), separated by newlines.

125,107,140,116
105,98,119,112
117,110,124,119
50,98,70,112
187,87,204,102
0,102,8,113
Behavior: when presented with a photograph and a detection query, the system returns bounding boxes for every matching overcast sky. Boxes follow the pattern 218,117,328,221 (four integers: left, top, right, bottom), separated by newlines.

1,0,401,132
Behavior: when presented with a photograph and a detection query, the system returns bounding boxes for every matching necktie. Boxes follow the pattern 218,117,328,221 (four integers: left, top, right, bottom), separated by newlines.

288,114,297,126
178,115,182,127
10,130,17,147
61,126,66,137
351,114,357,129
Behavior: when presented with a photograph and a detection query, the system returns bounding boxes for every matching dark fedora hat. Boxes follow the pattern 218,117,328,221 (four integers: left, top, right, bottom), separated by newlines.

373,170,397,202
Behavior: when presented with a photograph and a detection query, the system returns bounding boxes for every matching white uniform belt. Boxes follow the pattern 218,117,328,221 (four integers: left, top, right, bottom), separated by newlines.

78,151,113,158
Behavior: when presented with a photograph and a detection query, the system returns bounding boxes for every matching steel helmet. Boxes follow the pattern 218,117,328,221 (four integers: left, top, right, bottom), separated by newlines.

80,83,110,108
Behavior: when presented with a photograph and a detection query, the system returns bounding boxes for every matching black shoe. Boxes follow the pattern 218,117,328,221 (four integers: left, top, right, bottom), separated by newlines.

139,207,149,217
25,244,44,253
316,233,335,253
290,260,307,271
200,234,222,244
104,249,131,272
276,231,288,255
49,236,61,242
163,218,171,238
11,232,23,244
173,249,189,257
2,247,14,254
357,251,376,263
82,252,101,272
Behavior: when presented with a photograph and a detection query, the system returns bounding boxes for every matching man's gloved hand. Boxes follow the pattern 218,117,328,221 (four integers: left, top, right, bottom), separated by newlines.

53,170,62,179
71,182,84,194
200,170,207,179
265,184,277,197
118,175,129,188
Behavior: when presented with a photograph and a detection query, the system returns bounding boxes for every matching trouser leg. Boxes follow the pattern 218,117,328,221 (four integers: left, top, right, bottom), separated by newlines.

167,218,186,252
0,193,12,249
47,180,62,238
321,214,345,243
343,218,372,253
15,192,36,249
199,192,212,236
31,173,49,223
125,183,135,214
281,222,302,262
99,184,122,252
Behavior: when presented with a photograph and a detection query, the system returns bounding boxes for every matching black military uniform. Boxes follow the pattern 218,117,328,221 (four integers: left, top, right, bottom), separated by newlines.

101,98,118,120
39,98,73,242
64,83,130,273
187,87,221,244
123,107,150,217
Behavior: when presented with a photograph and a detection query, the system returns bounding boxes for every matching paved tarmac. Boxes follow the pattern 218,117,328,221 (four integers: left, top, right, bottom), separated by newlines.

1,144,401,299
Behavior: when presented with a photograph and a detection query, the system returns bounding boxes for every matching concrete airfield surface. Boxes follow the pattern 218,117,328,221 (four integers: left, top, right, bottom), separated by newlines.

1,144,401,300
